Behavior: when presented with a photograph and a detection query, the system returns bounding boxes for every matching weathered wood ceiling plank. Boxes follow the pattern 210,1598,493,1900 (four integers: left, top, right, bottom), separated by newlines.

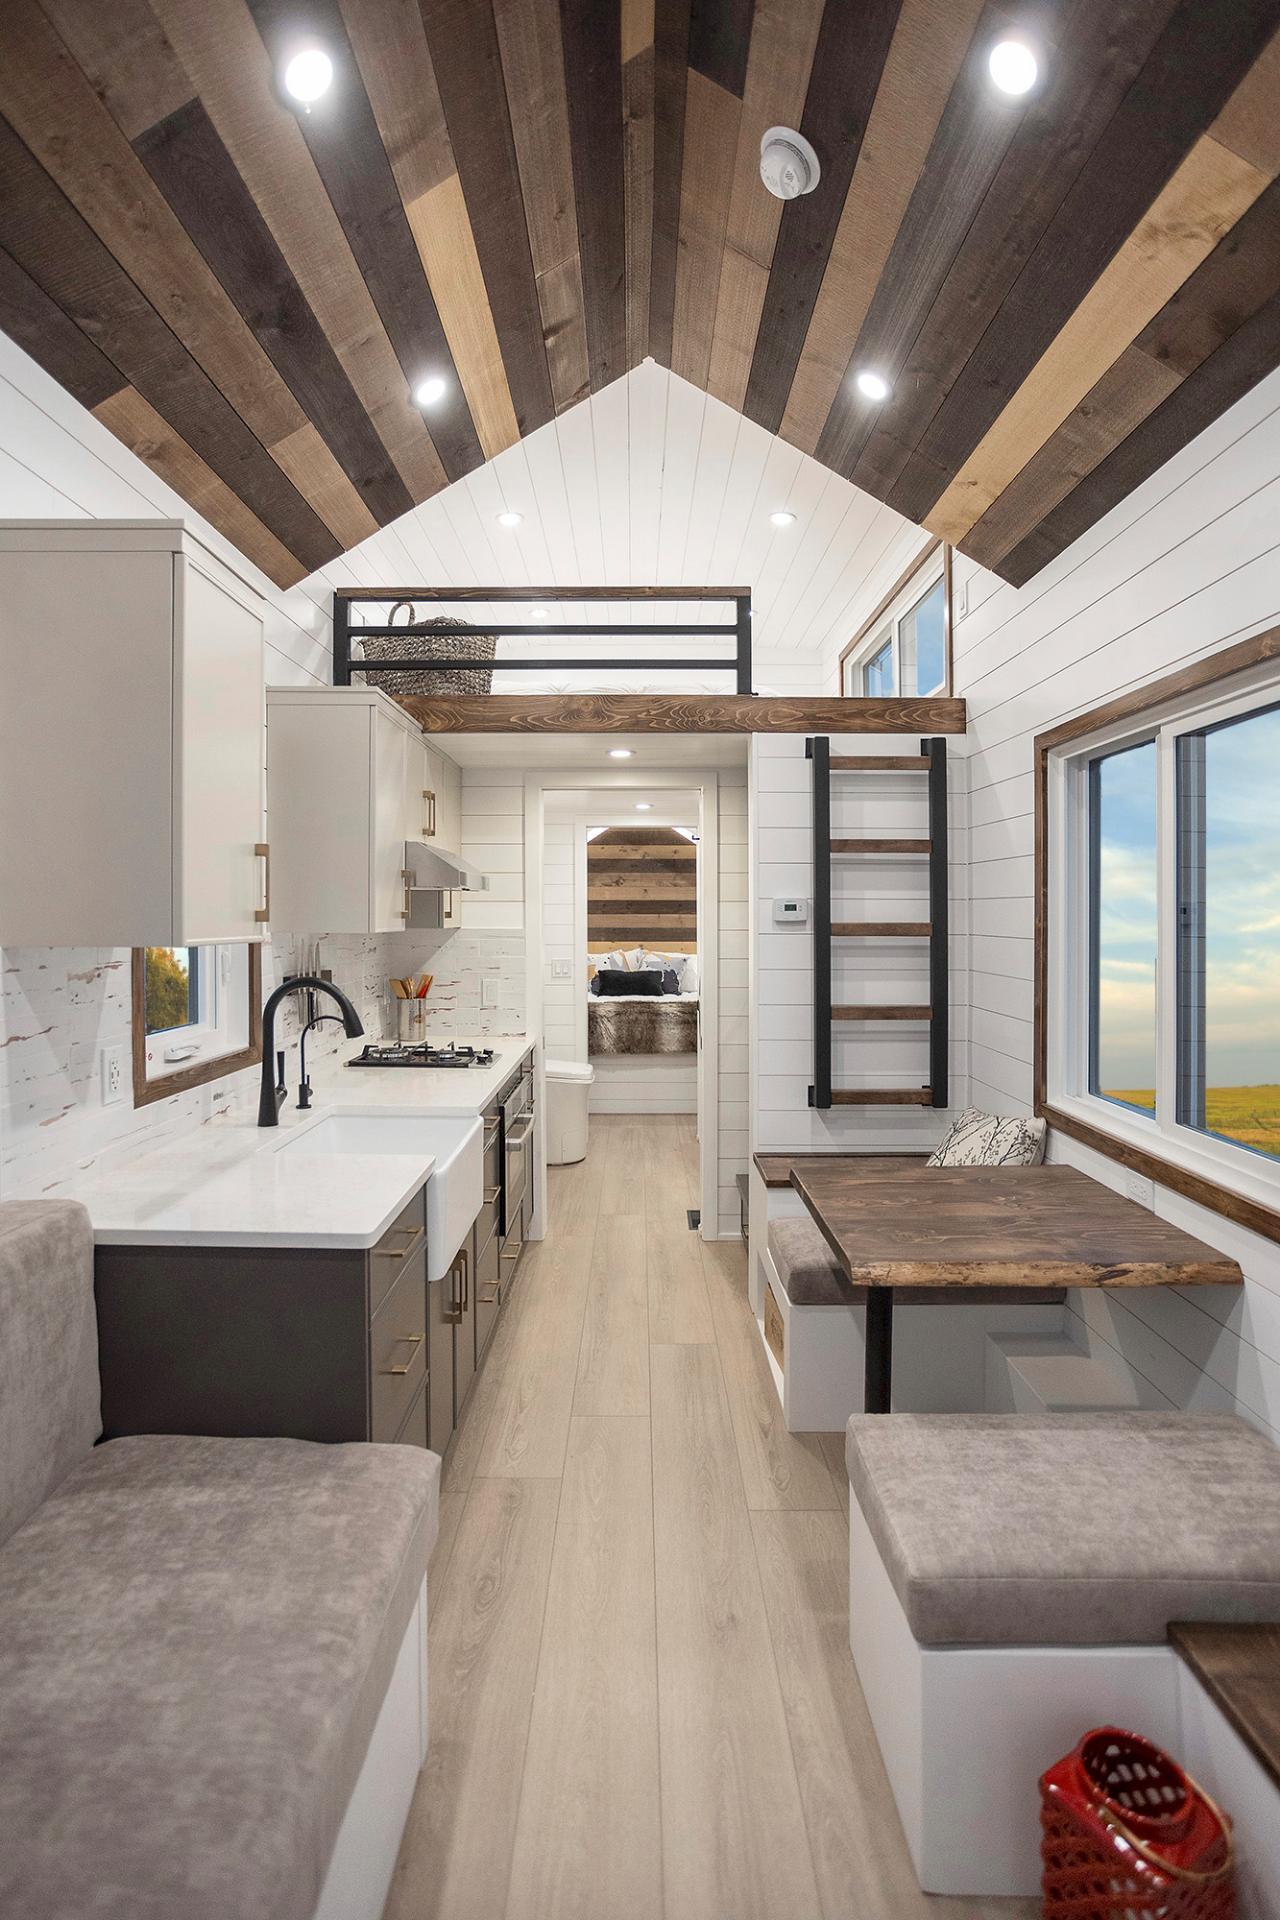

6,0,1280,590
0,109,340,572
648,0,692,366
705,0,824,413
560,0,629,392
904,0,1280,516
342,0,522,458
246,0,485,483
742,0,903,433
493,0,591,410
147,0,449,504
419,0,555,437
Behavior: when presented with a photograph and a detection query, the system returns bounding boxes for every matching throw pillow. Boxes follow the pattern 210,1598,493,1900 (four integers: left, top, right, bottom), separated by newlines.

660,968,680,995
928,1108,1047,1168
595,968,664,997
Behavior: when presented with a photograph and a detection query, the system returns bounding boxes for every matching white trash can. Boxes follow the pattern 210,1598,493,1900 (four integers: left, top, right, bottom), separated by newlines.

545,1058,595,1165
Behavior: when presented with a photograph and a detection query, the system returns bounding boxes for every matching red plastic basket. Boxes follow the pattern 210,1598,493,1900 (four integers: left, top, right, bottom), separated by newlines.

1040,1726,1234,1919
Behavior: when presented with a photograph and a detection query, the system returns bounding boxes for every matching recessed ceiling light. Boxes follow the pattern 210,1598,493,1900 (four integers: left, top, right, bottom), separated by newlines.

496,510,523,529
608,748,634,759
532,605,549,620
282,47,333,104
988,39,1037,95
770,510,796,528
635,802,653,811
855,369,891,402
413,374,447,407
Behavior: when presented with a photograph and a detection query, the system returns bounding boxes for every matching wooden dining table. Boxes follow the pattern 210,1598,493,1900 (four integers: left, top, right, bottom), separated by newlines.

789,1161,1244,1413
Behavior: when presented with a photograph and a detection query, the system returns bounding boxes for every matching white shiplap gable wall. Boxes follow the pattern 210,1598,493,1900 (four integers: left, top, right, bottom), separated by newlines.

299,360,919,686
954,363,1280,1441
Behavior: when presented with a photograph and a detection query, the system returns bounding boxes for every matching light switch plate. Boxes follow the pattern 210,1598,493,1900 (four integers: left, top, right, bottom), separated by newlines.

100,1043,126,1106
549,959,570,980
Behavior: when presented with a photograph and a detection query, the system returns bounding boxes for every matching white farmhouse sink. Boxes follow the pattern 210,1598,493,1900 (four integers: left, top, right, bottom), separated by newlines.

283,1113,482,1280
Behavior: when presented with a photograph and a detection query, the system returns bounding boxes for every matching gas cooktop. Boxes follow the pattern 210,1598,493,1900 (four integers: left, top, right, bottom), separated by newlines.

347,1043,497,1070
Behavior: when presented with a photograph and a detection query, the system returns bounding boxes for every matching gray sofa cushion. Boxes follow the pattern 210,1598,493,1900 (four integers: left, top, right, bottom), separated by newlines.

0,1432,440,1920
846,1411,1280,1648
0,1200,100,1546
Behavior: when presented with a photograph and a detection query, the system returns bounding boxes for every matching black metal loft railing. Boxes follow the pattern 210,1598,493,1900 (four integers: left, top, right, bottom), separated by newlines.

332,586,754,695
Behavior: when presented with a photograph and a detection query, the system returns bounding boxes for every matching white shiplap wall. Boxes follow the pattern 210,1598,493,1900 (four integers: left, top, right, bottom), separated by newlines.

718,771,750,1229
956,364,1280,1441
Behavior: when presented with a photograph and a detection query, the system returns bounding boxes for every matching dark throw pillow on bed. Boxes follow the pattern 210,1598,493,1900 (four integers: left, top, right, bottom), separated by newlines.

595,968,663,996
661,968,681,995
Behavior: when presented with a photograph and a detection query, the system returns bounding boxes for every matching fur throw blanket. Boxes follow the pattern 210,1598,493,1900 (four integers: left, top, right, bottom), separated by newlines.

588,997,697,1055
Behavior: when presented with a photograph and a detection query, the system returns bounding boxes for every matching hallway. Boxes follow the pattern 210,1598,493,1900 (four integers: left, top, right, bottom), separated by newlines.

386,1115,1035,1920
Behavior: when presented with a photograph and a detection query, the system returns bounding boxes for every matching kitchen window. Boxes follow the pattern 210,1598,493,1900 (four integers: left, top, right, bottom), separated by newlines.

132,943,261,1105
1038,642,1280,1234
839,542,951,697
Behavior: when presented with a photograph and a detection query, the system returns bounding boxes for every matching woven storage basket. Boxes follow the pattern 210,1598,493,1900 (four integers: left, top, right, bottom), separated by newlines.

1040,1727,1234,1919
352,604,497,696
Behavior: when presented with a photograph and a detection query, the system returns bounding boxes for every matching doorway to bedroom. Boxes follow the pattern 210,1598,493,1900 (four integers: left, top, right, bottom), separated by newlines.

526,760,730,1241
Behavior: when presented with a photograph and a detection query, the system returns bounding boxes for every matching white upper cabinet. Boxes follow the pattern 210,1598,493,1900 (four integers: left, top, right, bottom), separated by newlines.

266,686,462,934
0,521,266,947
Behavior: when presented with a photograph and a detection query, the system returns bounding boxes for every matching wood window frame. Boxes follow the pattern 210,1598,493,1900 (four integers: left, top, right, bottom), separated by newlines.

1034,623,1280,1244
837,539,953,696
131,944,262,1108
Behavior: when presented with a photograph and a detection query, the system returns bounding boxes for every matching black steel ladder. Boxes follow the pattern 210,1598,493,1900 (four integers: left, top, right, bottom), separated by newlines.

807,736,948,1111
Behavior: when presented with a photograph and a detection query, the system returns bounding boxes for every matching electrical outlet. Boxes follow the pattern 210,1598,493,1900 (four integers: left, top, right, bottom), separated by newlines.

1124,1170,1155,1210
481,977,500,1007
100,1044,126,1106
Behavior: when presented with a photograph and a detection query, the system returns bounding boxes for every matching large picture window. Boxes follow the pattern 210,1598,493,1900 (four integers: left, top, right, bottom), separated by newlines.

1037,635,1280,1240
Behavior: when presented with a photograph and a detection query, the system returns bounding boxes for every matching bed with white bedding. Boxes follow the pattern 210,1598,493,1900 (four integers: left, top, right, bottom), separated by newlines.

587,950,699,1056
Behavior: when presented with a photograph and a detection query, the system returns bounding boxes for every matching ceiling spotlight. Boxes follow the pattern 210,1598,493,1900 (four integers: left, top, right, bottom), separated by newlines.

496,510,523,528
988,39,1038,95
608,748,634,759
635,802,653,812
282,47,333,105
770,509,796,528
855,369,891,403
532,605,549,620
413,374,447,407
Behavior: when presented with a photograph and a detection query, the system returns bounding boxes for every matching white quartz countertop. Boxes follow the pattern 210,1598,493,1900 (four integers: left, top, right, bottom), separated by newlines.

66,1036,533,1251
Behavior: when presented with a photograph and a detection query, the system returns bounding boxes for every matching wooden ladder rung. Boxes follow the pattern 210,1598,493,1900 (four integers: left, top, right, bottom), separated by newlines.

832,921,931,938
831,837,930,854
829,755,929,771
833,1004,931,1021
831,1088,934,1106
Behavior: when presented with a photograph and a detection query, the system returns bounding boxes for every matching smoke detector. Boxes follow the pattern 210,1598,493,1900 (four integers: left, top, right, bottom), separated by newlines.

760,126,820,200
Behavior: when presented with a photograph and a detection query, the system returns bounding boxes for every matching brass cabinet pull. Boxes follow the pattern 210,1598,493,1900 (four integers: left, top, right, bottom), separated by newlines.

399,867,412,922
483,1185,500,1205
501,1244,522,1264
380,1333,424,1376
377,1227,425,1263
422,789,437,837
443,1252,464,1324
254,842,271,923
477,1285,500,1304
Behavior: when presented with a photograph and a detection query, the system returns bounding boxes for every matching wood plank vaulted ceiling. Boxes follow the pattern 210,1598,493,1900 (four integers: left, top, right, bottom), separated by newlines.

3,0,1280,593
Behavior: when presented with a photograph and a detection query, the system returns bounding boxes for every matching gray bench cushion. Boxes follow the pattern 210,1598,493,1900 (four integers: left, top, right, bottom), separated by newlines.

0,1432,440,1920
846,1412,1280,1648
0,1200,99,1547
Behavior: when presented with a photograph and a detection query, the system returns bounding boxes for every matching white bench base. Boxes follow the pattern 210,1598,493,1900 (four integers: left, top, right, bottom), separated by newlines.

760,1240,1063,1431
312,1576,428,1920
848,1498,1180,1896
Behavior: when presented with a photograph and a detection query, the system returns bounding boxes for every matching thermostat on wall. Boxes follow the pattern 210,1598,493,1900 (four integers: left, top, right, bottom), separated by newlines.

772,898,810,925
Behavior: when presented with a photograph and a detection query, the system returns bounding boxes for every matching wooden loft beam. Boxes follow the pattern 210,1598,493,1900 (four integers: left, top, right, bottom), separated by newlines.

396,693,966,733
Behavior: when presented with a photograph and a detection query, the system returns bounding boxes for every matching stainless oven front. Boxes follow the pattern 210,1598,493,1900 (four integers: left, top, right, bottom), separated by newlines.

500,1062,534,1238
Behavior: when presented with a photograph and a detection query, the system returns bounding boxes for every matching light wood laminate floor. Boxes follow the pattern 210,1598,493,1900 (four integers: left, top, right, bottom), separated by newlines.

386,1115,1036,1920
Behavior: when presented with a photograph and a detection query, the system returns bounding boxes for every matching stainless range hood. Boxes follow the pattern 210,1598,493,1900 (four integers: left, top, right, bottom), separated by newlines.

403,840,490,894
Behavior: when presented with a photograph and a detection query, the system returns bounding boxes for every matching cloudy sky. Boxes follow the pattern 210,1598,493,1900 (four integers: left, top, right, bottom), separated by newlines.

1094,704,1279,1101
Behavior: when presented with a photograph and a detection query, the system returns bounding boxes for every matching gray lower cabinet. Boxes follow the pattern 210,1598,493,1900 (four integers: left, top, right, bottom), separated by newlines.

426,1259,454,1456
96,1187,438,1449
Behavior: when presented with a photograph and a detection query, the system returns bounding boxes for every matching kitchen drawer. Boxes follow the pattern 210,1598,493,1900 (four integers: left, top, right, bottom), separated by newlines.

394,1379,428,1450
368,1189,426,1317
370,1258,427,1440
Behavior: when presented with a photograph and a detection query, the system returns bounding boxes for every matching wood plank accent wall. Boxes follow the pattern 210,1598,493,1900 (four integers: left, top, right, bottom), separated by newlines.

5,0,1280,589
588,826,697,952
